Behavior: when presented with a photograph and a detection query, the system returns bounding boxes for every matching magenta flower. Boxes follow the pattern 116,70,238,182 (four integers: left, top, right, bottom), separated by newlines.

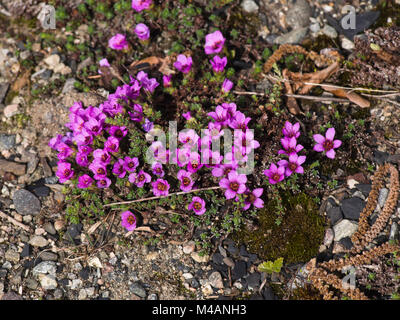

56,161,74,183
142,118,154,132
74,129,93,146
128,103,143,122
229,111,251,130
108,126,128,140
174,54,192,74
131,0,152,12
129,170,151,187
93,149,111,165
210,56,227,73
278,137,304,157
123,156,139,172
151,179,170,196
177,170,195,192
78,145,93,156
108,34,128,50
222,79,233,92
187,152,204,173
233,130,260,155
313,127,342,159
112,159,127,178
96,177,111,189
207,105,229,126
219,171,247,199
136,71,159,93
135,23,150,40
211,161,238,178
204,30,225,55
282,121,300,139
163,75,172,87
77,174,94,189
182,111,192,121
98,58,110,74
104,136,120,153
178,129,199,148
243,188,264,210
89,162,107,180
121,210,137,231
264,163,285,185
75,153,89,167
188,196,206,215
152,162,165,177
277,154,306,177
84,118,103,136
56,142,74,160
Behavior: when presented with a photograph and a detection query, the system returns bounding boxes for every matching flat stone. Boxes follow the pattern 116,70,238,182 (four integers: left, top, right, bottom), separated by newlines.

333,219,358,242
191,252,210,263
286,0,312,29
390,223,399,241
0,134,16,151
39,252,58,261
5,250,20,263
232,260,247,280
327,206,343,225
274,27,308,45
43,222,56,235
378,188,389,209
323,228,334,247
341,197,365,220
129,282,146,298
0,160,26,176
25,278,38,290
1,291,23,300
356,184,372,197
209,271,224,289
3,104,20,118
78,288,87,300
62,78,77,94
71,279,82,290
339,237,353,250
43,54,60,69
33,261,57,276
212,253,224,265
322,24,338,38
0,83,9,104
223,257,235,268
38,274,57,290
246,272,261,289
29,236,48,248
13,189,41,216
241,0,259,13
21,244,32,258
183,241,195,254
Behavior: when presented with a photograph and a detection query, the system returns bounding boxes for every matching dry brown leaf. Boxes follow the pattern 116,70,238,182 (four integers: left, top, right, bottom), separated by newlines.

11,70,30,91
324,87,370,108
282,69,300,115
299,62,339,94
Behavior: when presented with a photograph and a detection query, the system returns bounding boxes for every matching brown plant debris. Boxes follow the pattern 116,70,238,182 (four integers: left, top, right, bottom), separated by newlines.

306,163,400,300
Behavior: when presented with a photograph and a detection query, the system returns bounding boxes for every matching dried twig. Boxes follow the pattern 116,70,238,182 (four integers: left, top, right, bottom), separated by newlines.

0,210,31,232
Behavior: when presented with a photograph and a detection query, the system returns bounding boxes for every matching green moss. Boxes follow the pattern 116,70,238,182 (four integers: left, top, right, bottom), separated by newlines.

233,192,325,264
303,35,339,52
290,285,323,300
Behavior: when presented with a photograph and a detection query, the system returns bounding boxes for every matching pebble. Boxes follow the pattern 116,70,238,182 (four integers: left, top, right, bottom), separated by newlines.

62,78,77,94
341,37,355,50
5,250,20,263
232,261,247,280
182,241,196,254
390,223,399,241
29,236,48,248
38,274,58,290
182,273,193,280
22,215,32,224
39,252,58,261
130,282,146,298
241,0,259,13
274,27,308,45
13,189,41,216
309,23,320,33
223,257,235,268
209,271,224,289
86,287,95,297
0,83,9,104
71,279,82,290
78,289,87,300
33,261,57,276
43,222,56,235
88,256,103,269
25,278,38,290
333,219,358,242
246,272,261,290
0,159,26,176
190,252,210,263
0,134,16,151
327,206,343,225
286,0,311,29
341,197,365,221
3,104,20,118
54,288,63,299
43,54,60,69
54,220,65,231
323,228,334,247
201,283,213,296
147,293,158,300
322,25,338,38
378,188,389,209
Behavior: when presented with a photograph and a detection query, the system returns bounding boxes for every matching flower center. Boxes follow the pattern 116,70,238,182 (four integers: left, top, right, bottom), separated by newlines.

100,180,106,186
323,140,334,151
272,173,281,182
63,169,70,176
230,182,239,192
191,161,198,169
289,162,298,172
97,168,105,175
193,202,202,210
157,183,166,191
127,215,135,225
182,177,191,186
115,130,123,138
247,193,256,204
139,175,145,181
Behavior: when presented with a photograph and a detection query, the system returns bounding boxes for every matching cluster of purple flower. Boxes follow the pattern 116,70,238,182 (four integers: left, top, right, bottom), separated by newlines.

264,121,306,185
50,70,157,191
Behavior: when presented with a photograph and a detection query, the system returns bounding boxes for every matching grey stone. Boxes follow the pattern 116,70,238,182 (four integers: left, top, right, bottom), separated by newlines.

54,288,63,299
341,197,365,221
43,222,56,235
223,257,235,268
62,78,77,94
5,250,20,263
0,134,16,150
147,293,158,300
29,236,48,248
286,0,312,29
39,252,58,261
333,219,358,241
71,279,82,290
209,271,224,289
378,188,389,209
78,288,87,300
390,223,399,241
246,272,261,289
13,189,41,216
323,228,334,247
33,261,57,276
241,0,259,13
38,274,57,290
232,261,247,280
130,282,146,298
0,83,9,104
327,206,343,225
310,23,320,33
274,27,308,45
322,24,338,38
25,278,39,290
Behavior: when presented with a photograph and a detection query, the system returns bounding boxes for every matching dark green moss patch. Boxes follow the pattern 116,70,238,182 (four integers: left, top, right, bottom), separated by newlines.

233,192,325,264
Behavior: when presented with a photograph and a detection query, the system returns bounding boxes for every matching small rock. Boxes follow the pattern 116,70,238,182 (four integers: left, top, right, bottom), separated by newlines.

88,256,103,269
378,188,389,209
339,237,353,250
86,287,95,297
0,134,16,151
191,252,210,263
78,288,87,300
190,278,200,288
21,244,32,258
327,206,343,225
13,189,41,216
43,222,56,235
54,288,63,299
209,271,224,289
274,27,308,45
43,54,60,69
246,272,261,290
333,219,358,242
218,245,227,257
39,252,58,261
286,0,311,29
309,23,320,33
5,250,20,263
223,257,235,268
54,220,65,231
147,293,158,300
390,223,399,241
323,228,334,247
29,236,48,248
71,279,82,290
201,283,213,296
22,215,32,224
182,273,193,280
3,104,20,118
25,278,38,290
0,83,9,104
341,37,355,50
38,274,58,290
1,291,23,300
341,197,365,220
322,24,338,38
183,241,195,254
0,160,26,176
33,261,57,276
241,0,259,13
130,282,146,298
232,261,247,281
212,253,224,265
62,78,77,94
356,184,372,197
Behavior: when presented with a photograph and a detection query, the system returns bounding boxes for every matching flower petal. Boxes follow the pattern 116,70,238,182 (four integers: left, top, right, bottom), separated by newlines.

313,134,325,144
333,140,342,148
326,149,336,159
326,127,335,140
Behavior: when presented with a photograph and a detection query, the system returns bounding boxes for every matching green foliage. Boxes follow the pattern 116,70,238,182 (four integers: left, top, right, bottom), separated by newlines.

258,257,284,274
